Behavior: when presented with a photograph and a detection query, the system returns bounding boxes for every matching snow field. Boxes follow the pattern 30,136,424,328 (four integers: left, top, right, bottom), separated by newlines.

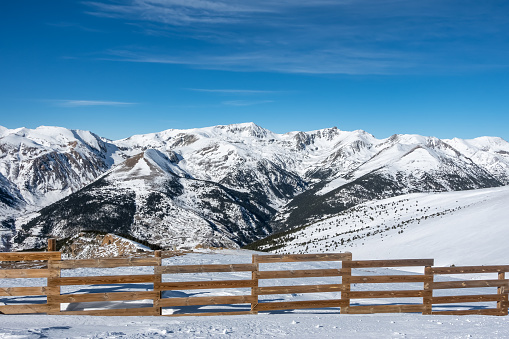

2,249,509,338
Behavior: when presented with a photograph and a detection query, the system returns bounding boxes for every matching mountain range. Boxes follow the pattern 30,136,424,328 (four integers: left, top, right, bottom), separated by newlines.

1,123,508,252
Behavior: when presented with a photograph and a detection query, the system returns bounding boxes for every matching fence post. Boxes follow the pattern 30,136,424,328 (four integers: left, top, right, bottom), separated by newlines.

154,250,162,316
46,238,61,315
251,254,259,314
47,238,56,252
498,272,508,316
423,265,433,315
341,252,352,314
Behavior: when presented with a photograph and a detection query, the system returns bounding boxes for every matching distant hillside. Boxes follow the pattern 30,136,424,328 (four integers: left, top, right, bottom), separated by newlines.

246,186,509,267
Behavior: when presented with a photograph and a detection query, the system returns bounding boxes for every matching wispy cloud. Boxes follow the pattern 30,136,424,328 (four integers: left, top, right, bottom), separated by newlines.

47,22,102,32
222,100,274,106
52,100,137,107
84,0,509,75
100,48,416,75
186,88,283,94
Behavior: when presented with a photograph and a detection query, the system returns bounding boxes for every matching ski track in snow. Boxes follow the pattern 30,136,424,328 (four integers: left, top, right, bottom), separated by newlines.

2,249,509,338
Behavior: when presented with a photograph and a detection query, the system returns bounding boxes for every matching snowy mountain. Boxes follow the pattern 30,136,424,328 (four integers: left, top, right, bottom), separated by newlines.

248,185,509,267
1,123,509,251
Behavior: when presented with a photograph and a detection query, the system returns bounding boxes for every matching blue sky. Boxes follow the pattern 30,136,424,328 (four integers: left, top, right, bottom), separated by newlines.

1,0,509,141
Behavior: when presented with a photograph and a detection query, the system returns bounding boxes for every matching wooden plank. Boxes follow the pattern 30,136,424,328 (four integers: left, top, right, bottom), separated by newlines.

0,269,51,279
342,253,352,314
430,279,509,290
153,250,162,316
257,269,344,280
157,295,256,307
346,290,424,299
254,299,347,311
344,259,434,268
165,311,254,317
256,284,344,295
255,253,351,263
0,286,47,296
156,279,256,291
0,304,51,314
431,265,509,275
50,274,155,286
431,294,504,304
53,257,159,269
432,308,503,316
156,263,257,274
47,238,56,252
59,307,159,316
54,291,158,303
350,275,426,284
498,272,508,315
423,266,433,315
343,304,425,314
47,258,61,315
0,252,61,262
251,255,259,315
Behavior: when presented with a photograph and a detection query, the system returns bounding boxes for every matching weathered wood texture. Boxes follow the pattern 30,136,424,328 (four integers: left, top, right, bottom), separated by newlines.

153,250,162,316
254,299,347,311
256,253,351,263
0,269,51,278
343,257,433,314
58,307,159,316
430,279,509,290
431,265,509,274
157,295,256,307
156,279,256,291
427,264,509,316
0,286,47,296
54,291,158,303
344,259,434,268
343,304,426,314
156,263,256,274
256,284,344,295
2,250,509,317
0,304,51,314
257,268,344,279
50,274,156,286
0,252,61,262
53,257,159,269
251,254,259,314
423,266,433,315
350,275,426,284
345,290,424,299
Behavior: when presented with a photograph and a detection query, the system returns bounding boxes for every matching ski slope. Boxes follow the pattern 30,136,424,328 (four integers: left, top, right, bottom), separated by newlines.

259,186,509,267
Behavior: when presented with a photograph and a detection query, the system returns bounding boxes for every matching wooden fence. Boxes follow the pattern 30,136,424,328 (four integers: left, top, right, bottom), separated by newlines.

1,240,508,316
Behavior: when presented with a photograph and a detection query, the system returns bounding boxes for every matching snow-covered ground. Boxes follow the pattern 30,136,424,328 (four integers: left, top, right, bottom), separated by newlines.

2,312,509,338
1,249,508,338
262,186,509,267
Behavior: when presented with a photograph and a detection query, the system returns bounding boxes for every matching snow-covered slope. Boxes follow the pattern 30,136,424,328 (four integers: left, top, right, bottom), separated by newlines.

2,123,509,251
12,150,274,250
0,125,115,210
250,186,509,266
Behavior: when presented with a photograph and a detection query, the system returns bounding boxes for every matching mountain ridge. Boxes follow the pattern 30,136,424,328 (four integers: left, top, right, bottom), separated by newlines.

1,123,508,251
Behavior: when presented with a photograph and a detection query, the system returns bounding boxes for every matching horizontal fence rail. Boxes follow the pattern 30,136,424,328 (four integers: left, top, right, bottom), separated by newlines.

429,266,509,316
0,250,60,315
1,239,509,317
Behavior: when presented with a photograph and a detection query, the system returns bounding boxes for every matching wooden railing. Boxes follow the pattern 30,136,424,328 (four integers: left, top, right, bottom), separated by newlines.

1,240,508,316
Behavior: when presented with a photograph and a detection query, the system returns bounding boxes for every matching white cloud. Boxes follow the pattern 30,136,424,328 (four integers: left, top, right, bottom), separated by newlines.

84,1,509,75
53,100,137,107
186,88,282,94
222,100,274,106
